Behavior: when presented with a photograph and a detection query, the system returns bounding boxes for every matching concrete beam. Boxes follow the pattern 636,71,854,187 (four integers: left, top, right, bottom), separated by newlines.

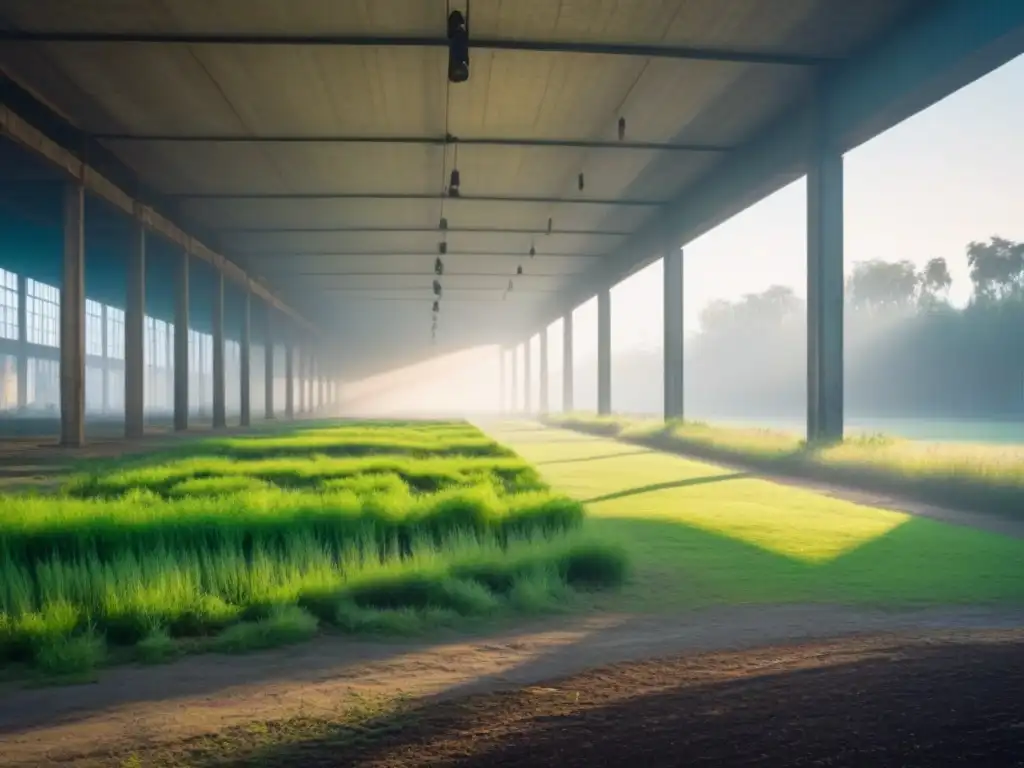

124,214,145,438
663,246,684,421
597,289,611,416
174,249,189,430
562,312,574,412
59,181,85,447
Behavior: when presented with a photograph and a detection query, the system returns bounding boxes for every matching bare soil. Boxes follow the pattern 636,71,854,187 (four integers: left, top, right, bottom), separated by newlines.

2,605,1023,766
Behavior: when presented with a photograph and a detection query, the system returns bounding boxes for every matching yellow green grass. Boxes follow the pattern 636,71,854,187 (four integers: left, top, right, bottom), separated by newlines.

546,413,1024,520
491,423,1024,612
0,421,626,677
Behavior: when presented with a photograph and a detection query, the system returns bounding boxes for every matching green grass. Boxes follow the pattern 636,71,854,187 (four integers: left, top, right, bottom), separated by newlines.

0,420,627,675
546,413,1024,520
493,422,1024,612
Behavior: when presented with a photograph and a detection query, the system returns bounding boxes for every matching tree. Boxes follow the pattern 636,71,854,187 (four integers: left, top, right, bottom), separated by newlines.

846,259,919,311
966,236,1024,302
918,257,952,308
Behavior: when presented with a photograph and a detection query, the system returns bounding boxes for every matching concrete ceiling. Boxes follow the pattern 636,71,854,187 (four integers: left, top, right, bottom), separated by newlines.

0,0,925,377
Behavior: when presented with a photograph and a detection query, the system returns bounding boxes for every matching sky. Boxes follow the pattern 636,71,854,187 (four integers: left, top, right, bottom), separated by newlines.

607,51,1024,349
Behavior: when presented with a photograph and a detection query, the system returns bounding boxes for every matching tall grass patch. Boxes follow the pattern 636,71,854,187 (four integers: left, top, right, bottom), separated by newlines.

547,413,1024,519
0,420,625,672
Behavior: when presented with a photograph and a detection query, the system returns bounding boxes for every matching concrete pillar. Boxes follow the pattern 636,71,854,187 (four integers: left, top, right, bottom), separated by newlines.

510,345,519,412
806,104,844,444
173,249,189,430
663,245,684,421
239,288,251,427
597,288,611,415
59,181,85,447
538,328,549,414
212,271,226,428
264,308,275,419
498,346,506,412
523,338,533,414
124,215,145,439
297,347,307,414
100,303,109,414
16,273,27,410
562,312,574,412
284,341,295,419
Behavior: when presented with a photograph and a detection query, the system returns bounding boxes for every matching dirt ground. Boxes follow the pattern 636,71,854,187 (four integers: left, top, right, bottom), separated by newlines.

2,604,1023,766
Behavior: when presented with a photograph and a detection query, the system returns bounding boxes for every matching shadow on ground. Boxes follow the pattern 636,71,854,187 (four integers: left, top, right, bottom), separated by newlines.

113,634,1024,767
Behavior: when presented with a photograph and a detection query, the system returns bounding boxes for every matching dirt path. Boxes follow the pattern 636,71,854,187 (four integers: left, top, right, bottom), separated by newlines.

3,604,1023,766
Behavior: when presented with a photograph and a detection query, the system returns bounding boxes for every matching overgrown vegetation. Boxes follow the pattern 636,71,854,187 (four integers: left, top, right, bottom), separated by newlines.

546,413,1024,519
0,421,626,675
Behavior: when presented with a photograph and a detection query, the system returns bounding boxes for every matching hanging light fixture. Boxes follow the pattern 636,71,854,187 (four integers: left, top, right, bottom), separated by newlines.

618,116,626,141
529,244,536,257
507,279,514,292
516,265,523,275
448,168,460,197
433,279,442,297
578,172,585,191
439,217,448,231
432,300,440,313
447,9,470,84
547,217,553,234
438,241,447,255
434,257,444,275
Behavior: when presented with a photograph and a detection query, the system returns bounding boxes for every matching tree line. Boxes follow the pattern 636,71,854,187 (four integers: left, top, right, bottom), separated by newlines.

609,236,1024,420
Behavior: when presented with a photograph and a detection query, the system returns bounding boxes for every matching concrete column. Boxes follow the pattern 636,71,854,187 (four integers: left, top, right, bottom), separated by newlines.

663,245,684,421
60,181,85,447
212,271,226,428
239,288,251,427
538,328,549,414
510,345,519,412
173,249,189,430
100,303,109,414
264,308,275,419
498,346,506,412
562,312,574,412
16,273,27,410
597,288,611,415
806,104,845,444
124,215,145,438
296,347,306,414
284,341,295,419
523,338,533,414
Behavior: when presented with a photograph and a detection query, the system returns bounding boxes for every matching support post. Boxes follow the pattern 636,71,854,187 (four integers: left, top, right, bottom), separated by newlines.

538,328,549,414
510,346,519,413
663,245,685,421
806,102,845,444
60,181,85,447
597,288,611,415
16,274,27,410
498,346,506,413
562,312,574,412
212,271,226,428
174,249,189,430
239,288,251,427
264,308,275,419
523,337,533,414
124,214,145,439
100,304,109,414
284,340,295,419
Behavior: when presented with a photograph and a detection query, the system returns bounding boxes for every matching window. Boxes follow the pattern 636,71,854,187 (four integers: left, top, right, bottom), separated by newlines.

106,306,125,360
0,268,18,341
26,278,59,347
85,300,104,357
